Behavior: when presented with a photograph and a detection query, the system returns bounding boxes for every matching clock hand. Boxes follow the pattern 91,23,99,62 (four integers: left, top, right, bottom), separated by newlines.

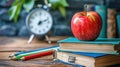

42,19,48,22
38,19,47,25
38,18,48,25
38,21,42,25
42,17,49,22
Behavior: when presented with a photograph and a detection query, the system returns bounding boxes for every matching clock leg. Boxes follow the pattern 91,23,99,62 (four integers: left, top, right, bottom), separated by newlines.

45,35,51,44
27,34,35,44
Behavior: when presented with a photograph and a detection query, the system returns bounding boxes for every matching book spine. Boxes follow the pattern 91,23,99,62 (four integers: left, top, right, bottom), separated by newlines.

117,14,120,38
107,8,117,38
95,5,107,38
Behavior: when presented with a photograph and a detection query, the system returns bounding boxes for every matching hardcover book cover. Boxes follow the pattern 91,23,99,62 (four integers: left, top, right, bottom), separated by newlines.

58,37,120,54
55,50,120,67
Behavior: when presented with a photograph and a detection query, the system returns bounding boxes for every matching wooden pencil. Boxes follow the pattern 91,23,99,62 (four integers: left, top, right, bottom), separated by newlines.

9,46,59,60
20,50,54,61
14,46,59,56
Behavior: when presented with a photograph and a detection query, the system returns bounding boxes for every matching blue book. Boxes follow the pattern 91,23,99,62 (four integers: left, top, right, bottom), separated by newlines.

58,37,120,54
55,50,120,67
117,14,120,38
95,5,107,38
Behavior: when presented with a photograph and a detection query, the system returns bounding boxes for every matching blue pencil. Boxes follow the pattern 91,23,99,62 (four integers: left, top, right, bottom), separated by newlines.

14,46,59,56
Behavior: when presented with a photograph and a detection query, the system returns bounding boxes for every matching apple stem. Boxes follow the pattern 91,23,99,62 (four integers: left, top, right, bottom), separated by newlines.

84,4,87,16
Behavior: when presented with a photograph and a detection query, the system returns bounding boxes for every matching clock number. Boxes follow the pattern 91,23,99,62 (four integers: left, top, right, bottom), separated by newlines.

39,30,41,33
46,26,49,28
31,16,35,20
30,26,33,29
47,21,50,24
39,13,41,16
43,28,45,32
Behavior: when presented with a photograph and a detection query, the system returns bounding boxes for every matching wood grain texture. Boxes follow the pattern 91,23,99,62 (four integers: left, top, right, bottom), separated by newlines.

0,37,56,51
0,37,74,67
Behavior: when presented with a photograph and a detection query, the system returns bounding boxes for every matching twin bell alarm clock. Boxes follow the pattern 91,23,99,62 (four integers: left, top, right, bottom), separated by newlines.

26,3,53,44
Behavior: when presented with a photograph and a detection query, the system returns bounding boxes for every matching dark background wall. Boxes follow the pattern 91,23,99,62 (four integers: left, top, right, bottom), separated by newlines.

0,0,119,37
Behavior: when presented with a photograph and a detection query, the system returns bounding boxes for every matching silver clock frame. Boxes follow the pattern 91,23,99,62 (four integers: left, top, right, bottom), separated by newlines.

26,8,53,36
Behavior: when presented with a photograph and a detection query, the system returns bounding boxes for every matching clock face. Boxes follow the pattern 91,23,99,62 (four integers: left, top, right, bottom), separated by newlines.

26,8,53,35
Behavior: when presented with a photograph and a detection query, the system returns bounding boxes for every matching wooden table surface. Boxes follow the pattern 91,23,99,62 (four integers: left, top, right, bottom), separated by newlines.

0,37,75,67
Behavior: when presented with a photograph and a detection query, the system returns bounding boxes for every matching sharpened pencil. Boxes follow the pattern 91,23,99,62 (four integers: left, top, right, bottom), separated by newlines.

9,46,59,60
20,50,54,61
14,46,59,56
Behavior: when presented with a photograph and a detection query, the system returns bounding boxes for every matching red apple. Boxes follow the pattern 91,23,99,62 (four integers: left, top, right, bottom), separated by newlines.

71,11,102,40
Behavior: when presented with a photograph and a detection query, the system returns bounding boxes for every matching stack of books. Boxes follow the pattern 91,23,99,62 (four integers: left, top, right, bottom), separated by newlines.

55,37,120,67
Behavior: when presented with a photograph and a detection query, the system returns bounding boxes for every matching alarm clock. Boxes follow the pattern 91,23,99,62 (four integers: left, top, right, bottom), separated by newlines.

26,5,53,44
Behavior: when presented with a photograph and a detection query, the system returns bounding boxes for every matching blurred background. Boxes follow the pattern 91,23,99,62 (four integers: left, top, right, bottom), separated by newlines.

0,0,120,38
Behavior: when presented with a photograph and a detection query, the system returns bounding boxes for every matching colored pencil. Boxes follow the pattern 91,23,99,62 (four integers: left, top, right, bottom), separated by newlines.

9,46,59,60
21,50,54,61
14,46,59,56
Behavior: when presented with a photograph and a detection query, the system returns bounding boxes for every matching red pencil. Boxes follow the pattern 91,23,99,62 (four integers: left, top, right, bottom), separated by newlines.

21,50,54,61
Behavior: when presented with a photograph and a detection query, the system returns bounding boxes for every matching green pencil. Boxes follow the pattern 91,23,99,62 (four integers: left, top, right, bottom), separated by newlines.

10,47,59,60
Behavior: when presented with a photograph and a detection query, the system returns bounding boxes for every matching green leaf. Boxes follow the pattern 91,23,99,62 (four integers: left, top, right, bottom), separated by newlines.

14,3,22,22
48,0,60,4
58,6,66,18
60,0,69,7
8,0,69,22
12,0,20,6
8,5,17,20
48,0,60,9
8,2,23,22
49,0,69,17
49,0,69,8
8,0,24,22
23,0,35,12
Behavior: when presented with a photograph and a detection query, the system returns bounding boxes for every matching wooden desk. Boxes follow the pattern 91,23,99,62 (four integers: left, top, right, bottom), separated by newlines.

0,37,74,67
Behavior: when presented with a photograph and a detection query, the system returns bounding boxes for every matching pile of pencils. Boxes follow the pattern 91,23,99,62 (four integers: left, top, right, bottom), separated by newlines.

9,46,59,61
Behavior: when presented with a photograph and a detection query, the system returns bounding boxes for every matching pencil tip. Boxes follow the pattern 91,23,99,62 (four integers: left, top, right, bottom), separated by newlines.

9,55,13,58
9,56,16,60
